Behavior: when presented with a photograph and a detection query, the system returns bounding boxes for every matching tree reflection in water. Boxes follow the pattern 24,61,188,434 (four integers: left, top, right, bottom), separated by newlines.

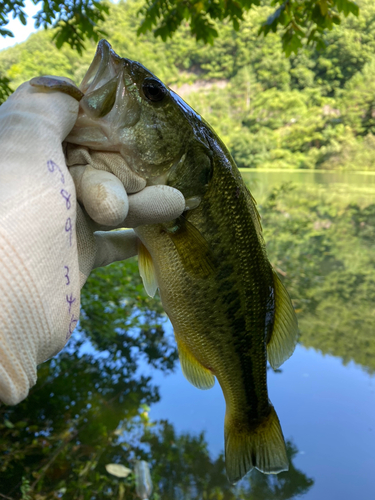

0,258,313,499
142,423,313,500
258,182,375,373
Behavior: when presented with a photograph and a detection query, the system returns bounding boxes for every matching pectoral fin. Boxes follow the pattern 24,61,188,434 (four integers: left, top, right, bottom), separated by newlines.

163,216,216,278
175,336,215,390
138,242,158,298
267,270,299,369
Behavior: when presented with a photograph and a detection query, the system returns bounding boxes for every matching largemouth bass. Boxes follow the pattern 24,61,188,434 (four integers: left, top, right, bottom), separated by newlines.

35,40,298,483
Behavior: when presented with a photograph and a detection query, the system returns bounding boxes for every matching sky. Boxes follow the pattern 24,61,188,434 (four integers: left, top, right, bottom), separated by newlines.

1,1,46,51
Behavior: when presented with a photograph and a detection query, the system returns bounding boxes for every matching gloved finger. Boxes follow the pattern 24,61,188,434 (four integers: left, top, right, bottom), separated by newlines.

1,77,79,146
76,207,138,285
93,230,138,268
66,145,146,193
124,185,185,228
90,150,146,193
30,76,84,102
71,165,129,226
76,204,97,288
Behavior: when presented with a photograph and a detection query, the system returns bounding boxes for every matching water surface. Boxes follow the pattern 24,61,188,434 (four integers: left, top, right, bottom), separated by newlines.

2,169,374,500
148,169,375,499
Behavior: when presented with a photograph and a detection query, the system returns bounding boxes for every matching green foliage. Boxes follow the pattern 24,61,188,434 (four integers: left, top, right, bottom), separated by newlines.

137,0,359,56
2,0,375,164
0,73,13,102
0,0,109,54
0,0,360,69
2,0,375,158
0,256,314,498
257,181,375,373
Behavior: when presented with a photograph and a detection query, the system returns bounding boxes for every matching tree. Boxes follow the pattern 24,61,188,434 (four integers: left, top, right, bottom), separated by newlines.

0,0,110,100
0,0,362,102
0,259,178,498
138,0,359,56
0,0,109,53
0,0,360,56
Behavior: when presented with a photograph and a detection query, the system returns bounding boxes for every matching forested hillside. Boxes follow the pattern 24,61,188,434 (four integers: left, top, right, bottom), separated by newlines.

2,0,375,170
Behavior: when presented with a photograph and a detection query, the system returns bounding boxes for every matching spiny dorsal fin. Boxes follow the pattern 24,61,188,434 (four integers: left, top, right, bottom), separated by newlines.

175,335,215,390
163,216,216,278
267,270,299,370
138,241,158,298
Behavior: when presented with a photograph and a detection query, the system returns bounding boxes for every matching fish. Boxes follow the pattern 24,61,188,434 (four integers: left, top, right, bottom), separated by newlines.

33,40,298,483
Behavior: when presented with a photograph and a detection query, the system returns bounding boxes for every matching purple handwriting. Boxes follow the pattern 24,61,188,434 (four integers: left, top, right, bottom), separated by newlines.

66,314,79,340
60,189,71,210
49,159,79,342
63,265,78,340
47,160,65,184
64,266,70,285
66,293,76,314
47,160,73,247
65,217,72,247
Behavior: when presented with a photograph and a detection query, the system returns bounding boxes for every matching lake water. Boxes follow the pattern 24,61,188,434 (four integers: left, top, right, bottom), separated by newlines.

146,169,375,499
3,169,374,499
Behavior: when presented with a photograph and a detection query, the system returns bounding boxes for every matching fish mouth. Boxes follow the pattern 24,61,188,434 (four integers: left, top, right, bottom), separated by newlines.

80,39,124,94
66,40,142,149
66,40,187,183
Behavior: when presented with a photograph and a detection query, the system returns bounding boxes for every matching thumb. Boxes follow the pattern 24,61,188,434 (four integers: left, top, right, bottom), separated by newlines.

0,77,79,152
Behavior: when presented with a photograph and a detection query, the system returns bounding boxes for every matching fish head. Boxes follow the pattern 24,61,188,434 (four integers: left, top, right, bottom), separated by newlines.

66,39,210,189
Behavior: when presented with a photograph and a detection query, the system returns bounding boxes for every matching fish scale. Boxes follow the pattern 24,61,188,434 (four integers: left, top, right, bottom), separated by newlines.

135,103,296,482
33,39,299,483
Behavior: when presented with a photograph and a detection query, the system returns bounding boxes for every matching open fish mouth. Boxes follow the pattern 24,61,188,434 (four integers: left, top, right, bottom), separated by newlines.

31,39,209,182
80,39,124,95
65,40,145,152
63,40,186,181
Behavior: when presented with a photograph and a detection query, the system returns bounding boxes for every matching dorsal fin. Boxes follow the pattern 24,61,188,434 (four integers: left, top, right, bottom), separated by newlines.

175,335,215,390
267,270,299,369
138,241,158,298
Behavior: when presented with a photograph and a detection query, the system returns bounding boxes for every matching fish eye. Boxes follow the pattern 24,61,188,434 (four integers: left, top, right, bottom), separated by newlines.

142,78,167,103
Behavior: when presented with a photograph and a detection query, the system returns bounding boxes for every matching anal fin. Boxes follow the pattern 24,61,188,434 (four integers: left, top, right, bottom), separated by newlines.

138,242,158,298
267,270,299,370
176,336,215,390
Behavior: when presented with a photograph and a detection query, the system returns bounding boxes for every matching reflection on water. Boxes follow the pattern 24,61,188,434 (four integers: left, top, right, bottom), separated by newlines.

1,171,375,498
239,441,314,500
241,168,375,198
142,419,313,499
149,344,375,499
150,170,375,498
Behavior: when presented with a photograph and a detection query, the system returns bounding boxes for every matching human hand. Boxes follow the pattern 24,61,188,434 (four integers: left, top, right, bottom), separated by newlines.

0,80,184,405
64,143,185,285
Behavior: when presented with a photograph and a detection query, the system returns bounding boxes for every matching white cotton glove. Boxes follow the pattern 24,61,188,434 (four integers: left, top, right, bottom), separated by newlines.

65,144,185,282
0,80,185,406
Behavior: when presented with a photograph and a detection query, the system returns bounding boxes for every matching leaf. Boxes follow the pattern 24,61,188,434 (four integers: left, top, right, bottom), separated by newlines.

319,0,328,17
105,463,132,478
0,28,14,37
348,2,360,16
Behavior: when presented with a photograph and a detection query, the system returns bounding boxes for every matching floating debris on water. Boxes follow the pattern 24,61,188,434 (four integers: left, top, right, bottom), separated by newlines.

135,460,153,499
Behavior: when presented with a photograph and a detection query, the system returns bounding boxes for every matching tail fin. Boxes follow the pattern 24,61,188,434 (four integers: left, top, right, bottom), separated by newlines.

224,406,288,484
